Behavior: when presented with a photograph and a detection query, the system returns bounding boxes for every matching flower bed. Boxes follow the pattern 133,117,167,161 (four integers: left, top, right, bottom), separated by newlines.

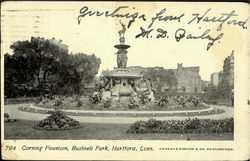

35,94,209,111
127,118,234,134
33,111,80,131
157,95,201,107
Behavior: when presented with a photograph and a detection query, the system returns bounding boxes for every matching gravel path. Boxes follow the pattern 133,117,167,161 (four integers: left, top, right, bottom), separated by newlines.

4,104,233,124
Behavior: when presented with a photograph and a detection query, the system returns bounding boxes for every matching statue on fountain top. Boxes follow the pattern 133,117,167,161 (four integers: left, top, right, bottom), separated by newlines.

118,20,126,44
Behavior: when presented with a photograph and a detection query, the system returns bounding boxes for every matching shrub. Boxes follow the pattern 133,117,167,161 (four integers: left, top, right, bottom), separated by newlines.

77,100,84,108
157,95,202,109
158,97,168,107
91,92,101,104
4,113,9,118
104,98,112,108
127,118,234,134
139,93,150,104
35,96,44,104
128,96,139,109
54,98,63,107
34,111,80,130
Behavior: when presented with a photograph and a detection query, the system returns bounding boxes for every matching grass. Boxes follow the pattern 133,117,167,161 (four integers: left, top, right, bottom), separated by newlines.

4,97,36,105
4,120,233,140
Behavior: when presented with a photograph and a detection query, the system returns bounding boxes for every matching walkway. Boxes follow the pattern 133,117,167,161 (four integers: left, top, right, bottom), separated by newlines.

4,104,234,124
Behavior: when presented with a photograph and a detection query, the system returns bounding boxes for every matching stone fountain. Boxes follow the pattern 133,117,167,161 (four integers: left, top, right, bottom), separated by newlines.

100,21,154,102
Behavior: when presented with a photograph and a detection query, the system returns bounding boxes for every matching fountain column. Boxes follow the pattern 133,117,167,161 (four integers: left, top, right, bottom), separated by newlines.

114,21,130,69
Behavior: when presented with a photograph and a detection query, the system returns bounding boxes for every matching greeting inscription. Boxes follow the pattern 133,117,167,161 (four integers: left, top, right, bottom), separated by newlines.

78,6,248,51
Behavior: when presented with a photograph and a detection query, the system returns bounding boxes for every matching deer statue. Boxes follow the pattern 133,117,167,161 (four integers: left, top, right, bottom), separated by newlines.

118,20,126,39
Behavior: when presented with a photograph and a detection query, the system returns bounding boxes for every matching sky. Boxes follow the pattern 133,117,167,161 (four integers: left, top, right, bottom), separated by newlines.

1,2,249,81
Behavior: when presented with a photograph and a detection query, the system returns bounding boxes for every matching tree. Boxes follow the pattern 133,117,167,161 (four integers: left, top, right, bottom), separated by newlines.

142,67,177,92
4,53,19,97
165,70,178,91
5,37,70,97
10,37,69,84
5,37,101,97
70,53,101,94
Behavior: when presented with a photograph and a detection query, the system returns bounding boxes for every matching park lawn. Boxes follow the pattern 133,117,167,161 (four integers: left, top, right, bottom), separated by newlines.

4,120,233,140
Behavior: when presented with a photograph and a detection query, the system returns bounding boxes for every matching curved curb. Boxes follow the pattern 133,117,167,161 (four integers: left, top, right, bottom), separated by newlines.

18,104,225,117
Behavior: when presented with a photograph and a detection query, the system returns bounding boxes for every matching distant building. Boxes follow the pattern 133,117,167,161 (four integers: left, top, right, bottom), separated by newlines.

210,51,234,90
171,63,202,93
201,80,209,92
216,51,234,99
218,71,223,85
222,51,234,87
210,72,220,87
122,63,203,93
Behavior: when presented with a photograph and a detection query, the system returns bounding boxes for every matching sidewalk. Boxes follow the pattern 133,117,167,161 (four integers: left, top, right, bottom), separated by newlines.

4,104,233,124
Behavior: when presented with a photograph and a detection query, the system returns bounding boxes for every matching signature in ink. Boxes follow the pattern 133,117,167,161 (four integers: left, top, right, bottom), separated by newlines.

135,27,168,39
175,28,224,51
135,27,153,38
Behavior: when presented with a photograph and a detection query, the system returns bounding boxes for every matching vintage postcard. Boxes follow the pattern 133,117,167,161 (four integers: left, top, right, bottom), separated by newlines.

1,1,249,160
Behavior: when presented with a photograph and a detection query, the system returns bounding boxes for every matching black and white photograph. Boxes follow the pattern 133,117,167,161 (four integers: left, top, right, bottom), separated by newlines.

1,1,249,160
